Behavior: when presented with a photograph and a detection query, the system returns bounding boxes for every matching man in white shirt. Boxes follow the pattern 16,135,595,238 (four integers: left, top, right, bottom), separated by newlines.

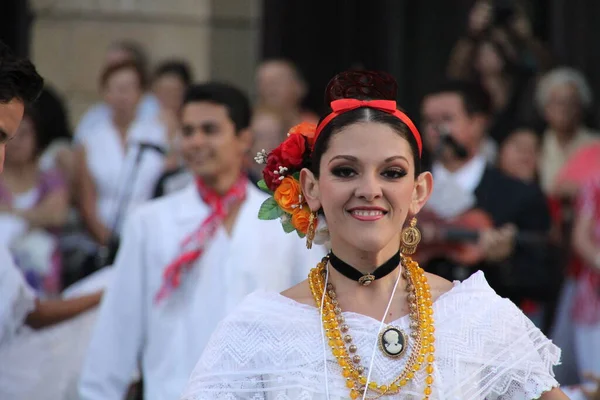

79,82,325,400
0,43,104,400
0,42,43,343
419,80,552,307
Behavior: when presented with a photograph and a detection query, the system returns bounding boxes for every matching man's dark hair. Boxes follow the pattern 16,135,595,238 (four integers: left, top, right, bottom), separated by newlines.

0,40,44,105
425,80,492,116
183,83,251,133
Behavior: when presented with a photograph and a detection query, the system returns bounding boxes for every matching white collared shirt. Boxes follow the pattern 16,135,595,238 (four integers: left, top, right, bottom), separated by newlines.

80,116,167,234
79,182,326,400
432,154,488,195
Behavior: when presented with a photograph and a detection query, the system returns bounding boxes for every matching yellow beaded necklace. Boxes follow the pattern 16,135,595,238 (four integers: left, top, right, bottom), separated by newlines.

308,255,435,399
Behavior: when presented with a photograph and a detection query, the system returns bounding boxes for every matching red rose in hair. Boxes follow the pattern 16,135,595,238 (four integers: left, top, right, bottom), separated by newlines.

263,147,286,191
280,133,307,168
288,122,317,148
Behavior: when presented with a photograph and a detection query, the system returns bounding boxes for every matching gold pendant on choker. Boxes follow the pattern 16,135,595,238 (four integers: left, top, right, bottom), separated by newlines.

379,326,407,358
358,274,376,286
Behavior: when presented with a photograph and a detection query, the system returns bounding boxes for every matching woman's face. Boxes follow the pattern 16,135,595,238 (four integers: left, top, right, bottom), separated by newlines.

103,68,143,119
498,129,539,182
475,41,505,75
153,73,186,113
5,115,37,166
302,122,432,256
250,112,285,176
544,82,582,132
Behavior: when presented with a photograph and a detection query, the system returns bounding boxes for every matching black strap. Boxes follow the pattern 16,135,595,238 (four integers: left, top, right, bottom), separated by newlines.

328,251,401,283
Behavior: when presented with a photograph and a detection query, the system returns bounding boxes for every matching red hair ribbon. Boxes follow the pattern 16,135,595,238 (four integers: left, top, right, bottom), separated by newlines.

314,99,422,156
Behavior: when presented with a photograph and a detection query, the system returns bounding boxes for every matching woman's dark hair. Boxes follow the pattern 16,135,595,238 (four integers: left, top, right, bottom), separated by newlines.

153,60,193,86
309,70,421,178
100,60,147,90
182,82,251,134
500,120,543,147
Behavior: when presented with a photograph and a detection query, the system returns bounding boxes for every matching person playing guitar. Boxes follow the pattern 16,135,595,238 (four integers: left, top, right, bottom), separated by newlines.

418,80,555,309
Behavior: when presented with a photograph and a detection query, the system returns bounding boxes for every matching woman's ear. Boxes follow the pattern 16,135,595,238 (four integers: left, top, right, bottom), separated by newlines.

409,171,433,215
300,168,321,212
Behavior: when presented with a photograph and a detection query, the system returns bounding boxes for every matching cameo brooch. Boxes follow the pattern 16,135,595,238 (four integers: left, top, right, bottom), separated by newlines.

379,326,407,358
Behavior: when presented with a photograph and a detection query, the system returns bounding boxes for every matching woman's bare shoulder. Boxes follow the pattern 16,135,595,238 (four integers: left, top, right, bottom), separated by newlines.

424,272,455,302
280,280,314,307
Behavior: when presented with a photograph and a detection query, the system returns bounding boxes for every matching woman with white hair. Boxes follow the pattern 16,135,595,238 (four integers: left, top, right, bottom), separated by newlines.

536,67,600,196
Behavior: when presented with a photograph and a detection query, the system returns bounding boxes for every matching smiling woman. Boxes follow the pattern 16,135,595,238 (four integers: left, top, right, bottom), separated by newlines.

179,70,567,400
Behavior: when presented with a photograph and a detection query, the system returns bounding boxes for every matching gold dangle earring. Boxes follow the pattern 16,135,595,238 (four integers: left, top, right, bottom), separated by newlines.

306,212,317,249
400,216,421,255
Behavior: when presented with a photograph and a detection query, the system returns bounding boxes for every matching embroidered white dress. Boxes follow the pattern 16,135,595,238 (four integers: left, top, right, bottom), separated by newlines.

180,271,560,400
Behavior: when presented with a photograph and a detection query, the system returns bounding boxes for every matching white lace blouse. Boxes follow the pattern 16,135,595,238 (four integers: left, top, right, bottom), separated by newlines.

180,271,560,400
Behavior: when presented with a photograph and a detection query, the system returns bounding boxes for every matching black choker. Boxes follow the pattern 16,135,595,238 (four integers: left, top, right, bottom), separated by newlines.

328,251,401,286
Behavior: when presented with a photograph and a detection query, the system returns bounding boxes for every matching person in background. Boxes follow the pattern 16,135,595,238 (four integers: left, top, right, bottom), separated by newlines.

570,176,600,379
447,0,552,145
247,107,287,184
151,59,192,171
419,80,551,308
75,60,167,248
149,60,195,198
0,38,101,336
0,106,69,296
79,82,325,400
497,124,541,183
496,124,566,332
447,0,553,79
74,40,159,143
255,59,318,128
536,69,600,385
0,41,103,400
537,67,600,198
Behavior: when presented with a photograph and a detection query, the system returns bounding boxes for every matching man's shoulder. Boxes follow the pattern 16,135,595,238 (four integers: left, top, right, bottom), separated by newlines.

130,184,194,222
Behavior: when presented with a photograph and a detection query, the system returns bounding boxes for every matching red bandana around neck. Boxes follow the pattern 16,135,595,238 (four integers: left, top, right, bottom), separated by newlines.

155,175,248,303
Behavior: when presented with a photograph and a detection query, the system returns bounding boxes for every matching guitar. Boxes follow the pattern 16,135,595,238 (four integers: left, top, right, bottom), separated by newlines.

413,208,549,266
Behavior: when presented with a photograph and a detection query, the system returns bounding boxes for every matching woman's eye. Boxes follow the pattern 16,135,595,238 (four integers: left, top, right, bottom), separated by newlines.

383,169,407,179
331,167,356,178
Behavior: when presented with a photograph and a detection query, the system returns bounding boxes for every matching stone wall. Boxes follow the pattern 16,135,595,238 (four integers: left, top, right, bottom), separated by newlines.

29,0,261,128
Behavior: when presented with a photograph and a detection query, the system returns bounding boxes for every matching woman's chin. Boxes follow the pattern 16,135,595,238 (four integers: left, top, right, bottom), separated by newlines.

347,237,398,255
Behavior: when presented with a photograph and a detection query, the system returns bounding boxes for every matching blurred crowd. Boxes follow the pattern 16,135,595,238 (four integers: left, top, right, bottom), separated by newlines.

1,0,600,399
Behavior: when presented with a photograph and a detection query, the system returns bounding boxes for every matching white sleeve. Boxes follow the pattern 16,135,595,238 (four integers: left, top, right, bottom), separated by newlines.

0,244,35,346
79,211,147,400
73,104,106,143
486,298,561,400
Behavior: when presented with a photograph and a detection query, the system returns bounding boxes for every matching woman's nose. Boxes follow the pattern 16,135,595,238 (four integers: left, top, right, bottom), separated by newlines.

354,173,383,201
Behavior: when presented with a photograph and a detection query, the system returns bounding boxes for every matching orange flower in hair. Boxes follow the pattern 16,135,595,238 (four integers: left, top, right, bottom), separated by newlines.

273,176,302,214
289,122,317,148
292,204,314,234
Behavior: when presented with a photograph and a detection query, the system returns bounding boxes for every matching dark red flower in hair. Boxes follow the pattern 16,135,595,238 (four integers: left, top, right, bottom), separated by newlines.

263,147,286,191
280,133,307,168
